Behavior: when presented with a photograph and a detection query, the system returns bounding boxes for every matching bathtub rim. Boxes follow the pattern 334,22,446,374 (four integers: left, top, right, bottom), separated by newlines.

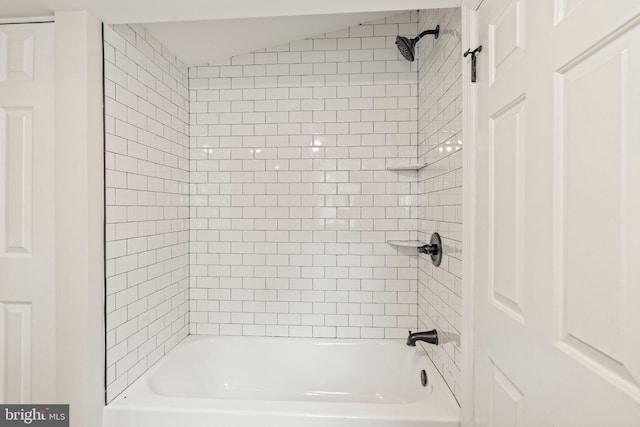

104,335,461,425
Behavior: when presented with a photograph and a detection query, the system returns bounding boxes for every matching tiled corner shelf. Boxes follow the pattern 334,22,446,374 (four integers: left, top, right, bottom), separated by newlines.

386,163,428,171
387,240,425,248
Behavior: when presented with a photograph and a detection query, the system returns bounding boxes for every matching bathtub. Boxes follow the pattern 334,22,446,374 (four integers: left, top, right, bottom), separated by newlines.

103,335,460,427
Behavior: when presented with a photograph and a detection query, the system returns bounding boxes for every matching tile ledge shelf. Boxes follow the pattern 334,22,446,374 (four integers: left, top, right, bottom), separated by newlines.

386,163,428,171
387,240,425,248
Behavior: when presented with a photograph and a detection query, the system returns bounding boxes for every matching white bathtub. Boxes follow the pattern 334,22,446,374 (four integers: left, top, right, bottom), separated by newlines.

103,335,460,427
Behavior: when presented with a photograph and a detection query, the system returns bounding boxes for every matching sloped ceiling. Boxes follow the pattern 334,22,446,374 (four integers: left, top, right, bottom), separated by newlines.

144,12,399,66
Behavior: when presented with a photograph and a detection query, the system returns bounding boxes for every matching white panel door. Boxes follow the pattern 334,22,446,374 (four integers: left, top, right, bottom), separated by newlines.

0,23,55,403
473,0,640,425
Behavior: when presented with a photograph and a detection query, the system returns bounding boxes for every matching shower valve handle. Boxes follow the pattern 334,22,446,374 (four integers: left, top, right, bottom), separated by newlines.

418,244,439,255
418,233,443,267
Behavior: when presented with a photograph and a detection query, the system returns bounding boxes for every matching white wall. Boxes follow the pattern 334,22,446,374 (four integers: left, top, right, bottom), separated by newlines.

416,7,463,402
103,24,190,402
188,12,421,339
54,10,105,427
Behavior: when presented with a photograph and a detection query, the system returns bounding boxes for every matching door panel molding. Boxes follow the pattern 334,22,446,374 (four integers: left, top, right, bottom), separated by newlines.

553,20,640,403
487,94,526,324
0,107,33,257
0,301,32,403
489,359,524,427
488,0,526,85
0,28,35,82
553,0,585,25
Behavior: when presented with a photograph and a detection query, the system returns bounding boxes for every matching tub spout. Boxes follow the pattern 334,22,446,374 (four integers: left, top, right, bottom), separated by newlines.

406,329,438,346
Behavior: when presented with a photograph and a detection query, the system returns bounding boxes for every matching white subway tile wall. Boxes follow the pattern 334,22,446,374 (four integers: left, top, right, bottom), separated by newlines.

416,8,463,402
104,24,190,402
189,11,421,339
103,9,466,404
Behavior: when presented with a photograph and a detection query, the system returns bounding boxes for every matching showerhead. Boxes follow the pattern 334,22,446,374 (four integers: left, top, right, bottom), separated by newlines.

395,25,440,62
395,36,416,61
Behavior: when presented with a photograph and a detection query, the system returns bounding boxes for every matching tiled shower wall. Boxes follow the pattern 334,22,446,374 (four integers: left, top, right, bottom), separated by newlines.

104,24,190,401
188,12,422,339
416,8,463,401
103,8,464,403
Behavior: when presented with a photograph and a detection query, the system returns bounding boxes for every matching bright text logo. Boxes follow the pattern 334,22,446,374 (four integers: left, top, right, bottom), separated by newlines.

0,405,68,426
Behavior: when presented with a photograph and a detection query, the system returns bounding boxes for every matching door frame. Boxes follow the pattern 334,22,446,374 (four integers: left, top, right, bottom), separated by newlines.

53,11,105,427
460,1,481,426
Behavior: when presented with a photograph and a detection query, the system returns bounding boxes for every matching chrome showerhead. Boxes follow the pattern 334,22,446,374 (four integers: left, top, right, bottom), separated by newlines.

395,25,440,62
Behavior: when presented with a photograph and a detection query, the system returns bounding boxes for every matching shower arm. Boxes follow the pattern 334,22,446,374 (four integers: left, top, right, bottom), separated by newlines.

414,26,440,42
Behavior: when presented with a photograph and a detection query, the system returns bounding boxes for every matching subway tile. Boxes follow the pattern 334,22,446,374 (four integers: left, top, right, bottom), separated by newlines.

373,24,398,37
289,39,313,51
107,9,462,404
106,24,189,401
313,39,337,51
302,51,325,63
277,52,301,64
